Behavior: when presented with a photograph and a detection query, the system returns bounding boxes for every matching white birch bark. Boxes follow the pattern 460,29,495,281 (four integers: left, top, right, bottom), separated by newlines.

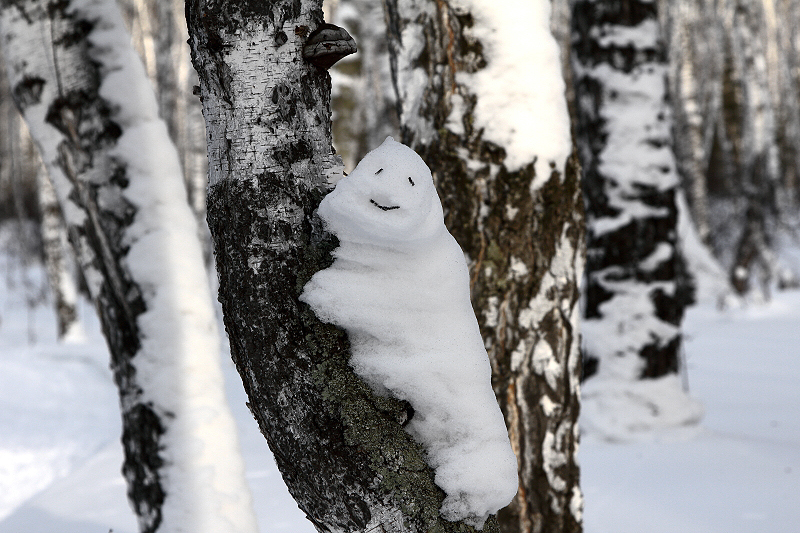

0,1,257,531
35,157,82,340
723,0,781,295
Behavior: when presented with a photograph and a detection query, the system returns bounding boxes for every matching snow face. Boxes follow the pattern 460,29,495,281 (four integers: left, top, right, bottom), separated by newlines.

301,137,518,528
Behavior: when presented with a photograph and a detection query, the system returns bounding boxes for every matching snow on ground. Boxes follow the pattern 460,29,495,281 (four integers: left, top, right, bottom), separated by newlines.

0,233,798,532
582,292,800,533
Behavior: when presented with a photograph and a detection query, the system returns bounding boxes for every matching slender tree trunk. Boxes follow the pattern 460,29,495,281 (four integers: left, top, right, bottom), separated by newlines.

384,2,584,532
35,158,81,340
119,0,209,253
725,0,780,295
0,1,256,531
187,1,500,531
572,0,698,427
665,0,721,245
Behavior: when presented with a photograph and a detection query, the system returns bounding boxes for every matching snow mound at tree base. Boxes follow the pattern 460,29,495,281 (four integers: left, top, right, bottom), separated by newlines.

581,375,704,441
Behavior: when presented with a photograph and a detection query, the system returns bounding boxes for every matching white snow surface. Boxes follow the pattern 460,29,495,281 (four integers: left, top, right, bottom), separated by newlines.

1,224,799,532
452,0,572,183
300,137,519,528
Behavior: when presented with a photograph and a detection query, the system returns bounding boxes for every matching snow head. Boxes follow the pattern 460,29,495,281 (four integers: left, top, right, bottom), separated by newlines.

302,138,518,528
318,137,444,244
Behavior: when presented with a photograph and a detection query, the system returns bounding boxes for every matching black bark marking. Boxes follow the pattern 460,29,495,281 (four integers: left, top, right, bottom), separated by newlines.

12,75,45,109
122,403,167,533
408,176,414,186
375,167,383,174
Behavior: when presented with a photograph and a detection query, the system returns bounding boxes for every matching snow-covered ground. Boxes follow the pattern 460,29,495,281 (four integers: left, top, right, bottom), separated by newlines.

0,236,798,532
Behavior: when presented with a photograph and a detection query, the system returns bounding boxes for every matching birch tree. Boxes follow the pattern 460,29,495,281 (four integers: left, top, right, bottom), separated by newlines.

187,0,508,531
36,156,82,340
663,0,722,246
0,1,256,531
118,0,208,230
383,2,584,532
722,0,781,296
572,0,700,435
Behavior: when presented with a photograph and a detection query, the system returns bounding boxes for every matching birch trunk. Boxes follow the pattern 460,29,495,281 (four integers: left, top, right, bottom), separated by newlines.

35,158,81,340
0,1,256,531
572,0,699,432
665,0,721,245
725,0,780,295
384,2,584,532
187,0,499,531
119,0,209,249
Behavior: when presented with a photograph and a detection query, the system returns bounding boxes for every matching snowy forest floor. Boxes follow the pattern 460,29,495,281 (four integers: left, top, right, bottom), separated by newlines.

0,233,798,533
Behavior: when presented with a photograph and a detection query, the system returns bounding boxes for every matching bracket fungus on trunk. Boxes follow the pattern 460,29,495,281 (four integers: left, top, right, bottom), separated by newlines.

302,23,357,70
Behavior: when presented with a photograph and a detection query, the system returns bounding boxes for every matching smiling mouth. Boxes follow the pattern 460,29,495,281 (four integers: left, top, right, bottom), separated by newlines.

370,199,400,211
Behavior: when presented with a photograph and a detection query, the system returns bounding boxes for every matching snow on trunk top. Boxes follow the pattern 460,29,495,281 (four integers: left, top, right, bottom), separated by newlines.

453,0,571,185
301,137,519,528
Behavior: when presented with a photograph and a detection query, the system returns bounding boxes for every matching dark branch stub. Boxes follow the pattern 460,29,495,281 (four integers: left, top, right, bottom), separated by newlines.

302,23,357,70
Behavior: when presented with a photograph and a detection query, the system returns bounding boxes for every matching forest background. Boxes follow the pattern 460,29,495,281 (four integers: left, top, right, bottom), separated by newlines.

0,0,798,532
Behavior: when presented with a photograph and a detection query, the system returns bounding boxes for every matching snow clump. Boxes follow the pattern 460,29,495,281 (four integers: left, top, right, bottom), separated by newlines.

301,137,519,528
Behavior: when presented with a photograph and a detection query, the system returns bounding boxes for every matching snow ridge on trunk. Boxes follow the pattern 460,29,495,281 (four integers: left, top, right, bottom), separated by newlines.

0,1,257,532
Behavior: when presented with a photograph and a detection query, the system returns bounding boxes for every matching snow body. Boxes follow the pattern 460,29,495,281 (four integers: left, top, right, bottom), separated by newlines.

301,137,518,528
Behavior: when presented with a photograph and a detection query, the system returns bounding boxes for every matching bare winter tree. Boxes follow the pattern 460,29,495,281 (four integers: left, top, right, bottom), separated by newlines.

0,1,256,531
383,2,584,532
662,0,722,246
571,0,700,433
187,0,510,531
662,0,800,295
721,0,781,295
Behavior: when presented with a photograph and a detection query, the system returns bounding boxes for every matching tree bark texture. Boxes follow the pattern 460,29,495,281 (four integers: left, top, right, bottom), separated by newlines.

384,2,584,533
0,1,162,528
187,1,501,531
572,0,694,381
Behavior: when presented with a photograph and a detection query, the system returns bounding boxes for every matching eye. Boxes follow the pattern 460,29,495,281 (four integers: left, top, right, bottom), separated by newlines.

375,168,383,175
408,177,415,186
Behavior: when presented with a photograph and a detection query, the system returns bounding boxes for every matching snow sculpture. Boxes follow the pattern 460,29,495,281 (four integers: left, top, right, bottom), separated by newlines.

301,137,518,528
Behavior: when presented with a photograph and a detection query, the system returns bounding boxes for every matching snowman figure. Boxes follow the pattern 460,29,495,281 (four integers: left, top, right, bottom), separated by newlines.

301,137,518,528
